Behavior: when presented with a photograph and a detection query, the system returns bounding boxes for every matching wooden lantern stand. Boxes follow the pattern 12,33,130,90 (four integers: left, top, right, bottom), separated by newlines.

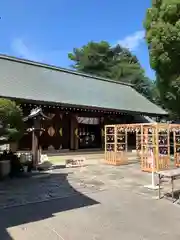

104,123,179,171
104,123,141,166
105,123,180,191
138,123,170,172
140,123,180,171
23,108,50,169
105,125,128,165
135,124,142,159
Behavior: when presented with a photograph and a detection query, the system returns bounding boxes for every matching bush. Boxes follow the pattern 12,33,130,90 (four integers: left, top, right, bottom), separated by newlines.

0,98,24,144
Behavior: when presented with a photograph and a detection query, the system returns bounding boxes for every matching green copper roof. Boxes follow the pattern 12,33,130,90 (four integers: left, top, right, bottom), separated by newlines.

0,55,167,116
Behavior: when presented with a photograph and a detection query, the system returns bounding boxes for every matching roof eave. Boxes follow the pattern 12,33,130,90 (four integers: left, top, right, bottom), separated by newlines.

4,96,168,117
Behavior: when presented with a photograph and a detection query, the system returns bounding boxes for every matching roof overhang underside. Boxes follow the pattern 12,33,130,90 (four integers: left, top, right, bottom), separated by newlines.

0,56,167,116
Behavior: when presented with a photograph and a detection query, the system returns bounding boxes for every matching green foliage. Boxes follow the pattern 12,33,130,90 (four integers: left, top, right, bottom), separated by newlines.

68,41,157,103
144,0,180,116
0,98,24,144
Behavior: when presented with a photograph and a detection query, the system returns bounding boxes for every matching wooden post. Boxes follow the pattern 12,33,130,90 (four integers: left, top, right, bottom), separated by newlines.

125,128,128,152
114,125,117,153
32,130,36,167
173,130,176,162
105,125,107,161
141,126,148,171
70,114,79,150
114,125,117,164
141,124,143,165
172,125,180,167
100,117,105,150
155,124,159,171
152,126,156,171
173,130,177,166
167,125,170,168
34,131,39,166
70,114,74,150
31,117,41,167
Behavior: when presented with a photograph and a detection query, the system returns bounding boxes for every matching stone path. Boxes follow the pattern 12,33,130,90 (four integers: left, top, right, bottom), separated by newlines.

0,162,179,210
1,163,180,239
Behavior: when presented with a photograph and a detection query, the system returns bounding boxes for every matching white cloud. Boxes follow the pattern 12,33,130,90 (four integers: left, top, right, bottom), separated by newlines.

117,30,145,51
11,37,70,67
11,38,41,61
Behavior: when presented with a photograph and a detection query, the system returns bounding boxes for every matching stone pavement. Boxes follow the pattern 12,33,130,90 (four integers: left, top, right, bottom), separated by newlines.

0,163,180,239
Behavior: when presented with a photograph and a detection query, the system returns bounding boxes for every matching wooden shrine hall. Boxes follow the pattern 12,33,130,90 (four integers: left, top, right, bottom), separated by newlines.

0,55,167,152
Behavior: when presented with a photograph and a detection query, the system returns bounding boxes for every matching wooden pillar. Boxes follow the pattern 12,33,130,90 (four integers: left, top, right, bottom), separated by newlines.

32,131,39,166
32,117,41,167
100,117,105,149
70,114,79,150
32,130,36,166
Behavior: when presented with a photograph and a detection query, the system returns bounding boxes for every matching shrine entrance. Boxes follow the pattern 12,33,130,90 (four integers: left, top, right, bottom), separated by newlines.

77,116,101,149
78,124,101,149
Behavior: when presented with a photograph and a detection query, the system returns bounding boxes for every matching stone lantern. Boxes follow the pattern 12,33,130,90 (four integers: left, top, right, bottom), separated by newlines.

23,107,49,168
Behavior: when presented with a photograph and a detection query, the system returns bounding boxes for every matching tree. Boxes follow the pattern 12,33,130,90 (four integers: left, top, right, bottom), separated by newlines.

144,0,180,116
0,98,24,144
68,41,156,103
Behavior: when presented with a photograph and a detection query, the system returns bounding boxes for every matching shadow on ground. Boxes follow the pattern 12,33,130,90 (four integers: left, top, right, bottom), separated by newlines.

165,190,180,203
0,172,99,239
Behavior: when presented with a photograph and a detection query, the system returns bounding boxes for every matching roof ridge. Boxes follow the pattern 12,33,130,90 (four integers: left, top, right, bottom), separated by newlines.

0,54,133,87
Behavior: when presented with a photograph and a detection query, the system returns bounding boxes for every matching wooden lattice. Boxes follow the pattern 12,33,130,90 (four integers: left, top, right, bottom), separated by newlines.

105,125,127,165
136,128,142,158
141,125,154,172
141,124,170,172
105,123,180,171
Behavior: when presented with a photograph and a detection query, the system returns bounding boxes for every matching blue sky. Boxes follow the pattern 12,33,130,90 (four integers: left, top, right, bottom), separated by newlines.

0,0,154,79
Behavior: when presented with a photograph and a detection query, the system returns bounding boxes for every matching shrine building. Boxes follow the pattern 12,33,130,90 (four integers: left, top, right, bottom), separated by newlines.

0,55,167,152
